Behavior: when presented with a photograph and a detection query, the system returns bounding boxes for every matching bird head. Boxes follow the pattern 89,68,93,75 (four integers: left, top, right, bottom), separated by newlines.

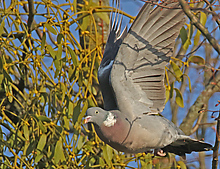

85,107,117,127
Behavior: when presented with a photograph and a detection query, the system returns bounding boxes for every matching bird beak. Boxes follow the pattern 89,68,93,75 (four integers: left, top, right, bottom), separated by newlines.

84,116,92,124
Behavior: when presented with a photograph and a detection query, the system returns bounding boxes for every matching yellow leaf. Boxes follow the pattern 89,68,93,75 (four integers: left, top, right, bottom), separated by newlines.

174,88,184,108
44,23,57,35
188,55,205,65
165,88,170,103
177,161,187,169
37,134,47,151
171,61,183,81
54,138,66,164
200,12,207,26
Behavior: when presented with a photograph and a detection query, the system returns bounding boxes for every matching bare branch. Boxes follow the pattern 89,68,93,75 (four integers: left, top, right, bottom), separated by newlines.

178,0,220,55
180,71,220,135
27,0,34,33
212,113,220,169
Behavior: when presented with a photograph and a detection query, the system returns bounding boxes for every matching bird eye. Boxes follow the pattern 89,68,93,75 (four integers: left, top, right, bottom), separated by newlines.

95,110,99,114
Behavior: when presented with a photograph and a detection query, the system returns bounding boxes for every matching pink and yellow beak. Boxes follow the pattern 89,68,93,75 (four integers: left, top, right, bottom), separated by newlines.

84,116,92,124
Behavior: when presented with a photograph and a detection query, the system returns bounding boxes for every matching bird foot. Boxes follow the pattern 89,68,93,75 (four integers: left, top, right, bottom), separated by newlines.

154,149,167,157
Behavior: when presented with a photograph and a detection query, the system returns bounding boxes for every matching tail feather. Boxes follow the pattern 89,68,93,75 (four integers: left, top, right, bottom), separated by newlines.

162,137,212,156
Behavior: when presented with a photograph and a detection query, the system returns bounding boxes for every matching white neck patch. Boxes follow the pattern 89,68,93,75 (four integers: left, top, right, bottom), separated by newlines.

103,112,117,127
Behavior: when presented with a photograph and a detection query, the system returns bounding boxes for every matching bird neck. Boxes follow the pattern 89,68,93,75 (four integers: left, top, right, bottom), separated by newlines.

103,112,117,127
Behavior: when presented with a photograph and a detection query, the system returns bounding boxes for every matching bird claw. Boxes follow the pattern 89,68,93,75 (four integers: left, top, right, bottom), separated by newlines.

154,149,167,157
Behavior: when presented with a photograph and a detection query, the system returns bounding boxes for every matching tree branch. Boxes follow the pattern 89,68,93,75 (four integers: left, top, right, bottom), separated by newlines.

27,0,35,33
212,113,220,169
178,0,220,55
180,71,220,135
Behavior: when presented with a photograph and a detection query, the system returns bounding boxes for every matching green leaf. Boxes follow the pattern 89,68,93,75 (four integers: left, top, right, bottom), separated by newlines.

170,61,182,81
63,116,70,130
174,88,184,108
55,125,63,134
26,141,37,155
23,141,30,156
57,44,62,60
38,115,51,123
41,32,46,50
194,30,201,46
188,22,193,39
23,124,29,141
77,135,85,150
81,15,90,31
68,101,74,118
183,38,191,50
40,92,48,105
54,68,60,78
38,120,47,133
188,55,205,65
47,45,56,59
45,23,57,35
0,74,3,85
78,71,83,87
103,144,112,167
37,134,47,151
3,69,12,82
60,83,66,103
8,82,13,103
57,33,64,44
180,26,191,50
180,27,187,45
72,100,81,125
54,59,61,71
194,12,206,46
0,56,3,73
54,138,66,164
88,97,96,107
99,157,105,168
77,100,88,125
165,88,170,103
183,74,192,92
68,65,75,82
35,153,44,163
67,46,78,66
89,157,96,166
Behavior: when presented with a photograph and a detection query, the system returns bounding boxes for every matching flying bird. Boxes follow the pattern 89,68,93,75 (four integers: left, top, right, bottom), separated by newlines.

85,0,212,157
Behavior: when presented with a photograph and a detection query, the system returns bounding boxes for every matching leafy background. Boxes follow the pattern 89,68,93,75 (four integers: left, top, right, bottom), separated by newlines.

0,0,220,168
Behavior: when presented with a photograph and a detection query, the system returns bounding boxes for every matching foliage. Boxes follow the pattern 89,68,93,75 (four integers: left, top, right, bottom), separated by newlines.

0,0,219,168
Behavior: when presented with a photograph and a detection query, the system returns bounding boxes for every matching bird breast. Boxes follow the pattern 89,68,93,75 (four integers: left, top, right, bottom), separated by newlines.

99,117,130,144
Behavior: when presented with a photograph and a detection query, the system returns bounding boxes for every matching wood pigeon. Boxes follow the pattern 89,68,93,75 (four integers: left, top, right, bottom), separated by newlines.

85,0,212,156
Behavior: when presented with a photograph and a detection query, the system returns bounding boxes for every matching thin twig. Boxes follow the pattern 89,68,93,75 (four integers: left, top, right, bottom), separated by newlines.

212,112,220,169
178,0,220,55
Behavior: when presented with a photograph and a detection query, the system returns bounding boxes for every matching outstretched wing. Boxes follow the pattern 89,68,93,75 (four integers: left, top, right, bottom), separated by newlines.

98,0,127,110
111,1,185,120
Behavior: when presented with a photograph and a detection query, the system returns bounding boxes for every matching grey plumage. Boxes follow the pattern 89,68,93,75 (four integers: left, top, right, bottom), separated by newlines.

86,108,211,156
85,0,212,156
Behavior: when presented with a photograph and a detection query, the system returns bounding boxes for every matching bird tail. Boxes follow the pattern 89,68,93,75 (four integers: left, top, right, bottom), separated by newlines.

162,136,212,157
